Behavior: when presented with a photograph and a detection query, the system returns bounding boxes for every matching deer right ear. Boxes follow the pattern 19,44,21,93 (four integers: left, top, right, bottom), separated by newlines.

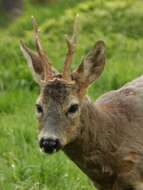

72,40,105,93
20,41,44,84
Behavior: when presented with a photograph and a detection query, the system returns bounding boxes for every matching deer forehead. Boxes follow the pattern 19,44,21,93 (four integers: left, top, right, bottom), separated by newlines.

38,79,79,105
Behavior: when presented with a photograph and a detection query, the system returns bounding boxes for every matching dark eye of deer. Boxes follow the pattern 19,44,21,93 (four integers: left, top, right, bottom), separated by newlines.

68,104,79,114
36,104,43,114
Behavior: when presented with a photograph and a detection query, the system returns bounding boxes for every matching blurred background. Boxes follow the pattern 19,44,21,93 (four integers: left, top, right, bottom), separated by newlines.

0,0,143,189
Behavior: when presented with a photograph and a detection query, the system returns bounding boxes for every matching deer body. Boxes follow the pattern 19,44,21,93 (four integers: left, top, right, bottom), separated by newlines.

20,17,143,190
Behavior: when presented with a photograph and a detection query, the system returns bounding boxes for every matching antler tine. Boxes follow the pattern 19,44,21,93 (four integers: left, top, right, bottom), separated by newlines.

32,16,43,55
63,14,80,81
31,16,53,81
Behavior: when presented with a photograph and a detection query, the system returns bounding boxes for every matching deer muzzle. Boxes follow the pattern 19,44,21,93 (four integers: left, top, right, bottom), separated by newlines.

39,137,61,154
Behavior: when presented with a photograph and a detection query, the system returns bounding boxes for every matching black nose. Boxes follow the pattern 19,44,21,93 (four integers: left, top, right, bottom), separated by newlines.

39,138,61,154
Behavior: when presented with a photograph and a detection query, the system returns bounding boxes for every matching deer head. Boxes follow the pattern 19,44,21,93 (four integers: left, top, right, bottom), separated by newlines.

20,16,106,154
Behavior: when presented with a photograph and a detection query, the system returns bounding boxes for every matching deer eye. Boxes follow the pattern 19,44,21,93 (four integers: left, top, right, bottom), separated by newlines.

67,104,79,114
36,104,43,114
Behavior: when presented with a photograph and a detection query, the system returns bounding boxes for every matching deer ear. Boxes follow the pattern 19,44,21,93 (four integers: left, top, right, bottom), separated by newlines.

20,41,44,84
72,40,105,88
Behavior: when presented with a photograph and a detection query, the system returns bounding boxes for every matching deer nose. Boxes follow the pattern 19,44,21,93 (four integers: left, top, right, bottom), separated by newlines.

39,138,61,154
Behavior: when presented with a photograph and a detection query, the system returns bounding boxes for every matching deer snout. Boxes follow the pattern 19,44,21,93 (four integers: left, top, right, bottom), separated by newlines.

39,137,61,154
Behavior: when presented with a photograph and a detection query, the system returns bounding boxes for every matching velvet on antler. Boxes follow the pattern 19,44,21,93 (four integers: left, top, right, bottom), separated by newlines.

20,16,53,83
20,15,80,84
63,14,80,81
31,16,53,81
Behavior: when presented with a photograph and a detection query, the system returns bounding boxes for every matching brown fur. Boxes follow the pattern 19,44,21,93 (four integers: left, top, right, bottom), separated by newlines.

63,77,143,190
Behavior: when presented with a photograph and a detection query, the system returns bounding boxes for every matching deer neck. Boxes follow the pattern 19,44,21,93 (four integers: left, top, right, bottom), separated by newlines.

63,97,109,167
63,96,118,187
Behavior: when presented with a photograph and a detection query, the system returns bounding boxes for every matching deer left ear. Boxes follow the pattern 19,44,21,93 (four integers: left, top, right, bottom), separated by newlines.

72,40,105,88
20,41,44,84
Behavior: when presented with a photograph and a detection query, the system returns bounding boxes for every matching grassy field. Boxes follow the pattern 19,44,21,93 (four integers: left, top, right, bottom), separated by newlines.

1,0,143,189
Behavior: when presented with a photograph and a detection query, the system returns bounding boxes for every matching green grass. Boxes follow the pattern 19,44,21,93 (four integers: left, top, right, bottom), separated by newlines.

1,0,143,189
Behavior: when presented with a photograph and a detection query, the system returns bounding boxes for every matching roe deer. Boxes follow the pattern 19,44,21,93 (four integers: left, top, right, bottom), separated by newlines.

20,16,143,190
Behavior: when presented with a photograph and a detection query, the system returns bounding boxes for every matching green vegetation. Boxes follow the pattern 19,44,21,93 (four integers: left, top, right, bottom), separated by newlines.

0,0,143,189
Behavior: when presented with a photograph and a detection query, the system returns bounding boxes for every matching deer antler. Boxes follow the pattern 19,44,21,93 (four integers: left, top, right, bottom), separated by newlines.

32,16,53,81
63,14,80,81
